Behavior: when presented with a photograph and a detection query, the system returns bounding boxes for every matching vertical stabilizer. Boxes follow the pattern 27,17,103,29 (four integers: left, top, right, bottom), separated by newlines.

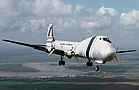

46,24,55,42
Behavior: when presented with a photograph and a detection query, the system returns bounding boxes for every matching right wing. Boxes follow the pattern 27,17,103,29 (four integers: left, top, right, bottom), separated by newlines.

3,39,48,52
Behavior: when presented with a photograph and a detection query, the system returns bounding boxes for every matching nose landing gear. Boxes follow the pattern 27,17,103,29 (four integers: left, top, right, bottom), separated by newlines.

86,59,100,71
95,65,99,71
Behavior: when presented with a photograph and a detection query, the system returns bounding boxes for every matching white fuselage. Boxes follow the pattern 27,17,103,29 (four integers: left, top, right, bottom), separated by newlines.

50,35,116,62
3,24,135,71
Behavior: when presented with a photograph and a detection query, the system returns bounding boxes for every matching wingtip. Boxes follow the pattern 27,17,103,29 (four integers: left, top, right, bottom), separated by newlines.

2,39,11,42
2,39,6,41
2,39,8,41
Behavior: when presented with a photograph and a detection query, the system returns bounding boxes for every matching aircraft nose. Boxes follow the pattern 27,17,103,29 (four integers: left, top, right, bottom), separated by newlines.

103,46,116,61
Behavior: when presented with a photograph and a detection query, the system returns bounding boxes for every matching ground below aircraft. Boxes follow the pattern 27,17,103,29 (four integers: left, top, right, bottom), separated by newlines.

3,24,136,71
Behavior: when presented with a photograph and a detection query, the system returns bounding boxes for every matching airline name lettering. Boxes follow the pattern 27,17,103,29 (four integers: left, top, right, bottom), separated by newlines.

60,43,73,46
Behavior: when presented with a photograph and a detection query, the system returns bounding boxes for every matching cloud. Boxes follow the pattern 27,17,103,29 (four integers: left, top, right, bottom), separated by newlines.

19,18,47,33
74,5,84,13
0,0,139,43
0,0,74,32
0,0,19,17
97,6,118,16
120,10,139,27
33,0,72,16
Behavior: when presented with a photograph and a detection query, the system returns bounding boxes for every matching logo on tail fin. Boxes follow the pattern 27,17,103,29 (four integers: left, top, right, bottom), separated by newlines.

47,24,55,42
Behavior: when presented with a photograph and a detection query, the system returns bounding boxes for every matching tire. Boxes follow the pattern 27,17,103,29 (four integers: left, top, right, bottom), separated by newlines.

86,62,93,67
62,61,65,66
58,61,62,66
58,61,65,66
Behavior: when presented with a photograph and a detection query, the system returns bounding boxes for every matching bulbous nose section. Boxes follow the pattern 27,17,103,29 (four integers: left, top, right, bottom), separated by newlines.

105,48,116,60
101,45,116,61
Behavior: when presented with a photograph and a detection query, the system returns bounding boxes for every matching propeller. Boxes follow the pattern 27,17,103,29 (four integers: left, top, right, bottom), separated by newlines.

70,51,79,61
115,47,119,61
48,48,55,55
74,56,79,61
115,55,118,61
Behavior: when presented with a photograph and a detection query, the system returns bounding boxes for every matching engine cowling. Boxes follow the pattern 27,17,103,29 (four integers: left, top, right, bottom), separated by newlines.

66,51,75,56
66,51,75,59
48,47,55,52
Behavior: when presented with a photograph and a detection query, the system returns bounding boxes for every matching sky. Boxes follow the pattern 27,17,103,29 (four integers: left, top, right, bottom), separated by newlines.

0,0,139,50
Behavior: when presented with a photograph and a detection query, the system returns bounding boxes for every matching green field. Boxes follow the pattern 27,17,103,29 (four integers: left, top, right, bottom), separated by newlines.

0,64,39,72
0,77,138,90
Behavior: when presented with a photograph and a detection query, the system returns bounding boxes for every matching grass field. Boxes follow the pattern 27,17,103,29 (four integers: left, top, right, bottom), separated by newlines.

0,77,138,90
0,64,39,72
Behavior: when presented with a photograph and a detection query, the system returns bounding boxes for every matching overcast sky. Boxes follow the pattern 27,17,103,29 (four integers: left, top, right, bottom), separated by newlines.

0,0,139,50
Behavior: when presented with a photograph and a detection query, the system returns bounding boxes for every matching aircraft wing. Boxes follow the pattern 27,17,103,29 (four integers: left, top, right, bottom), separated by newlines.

3,39,48,52
2,39,65,55
116,50,136,53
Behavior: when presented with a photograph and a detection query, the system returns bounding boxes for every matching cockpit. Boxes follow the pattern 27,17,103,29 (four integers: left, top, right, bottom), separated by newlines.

100,37,111,43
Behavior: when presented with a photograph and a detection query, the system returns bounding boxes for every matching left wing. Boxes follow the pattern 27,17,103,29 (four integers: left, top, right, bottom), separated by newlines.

3,39,48,52
3,39,65,56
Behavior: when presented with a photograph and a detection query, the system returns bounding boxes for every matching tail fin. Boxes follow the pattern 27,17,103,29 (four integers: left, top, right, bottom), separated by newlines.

46,24,55,42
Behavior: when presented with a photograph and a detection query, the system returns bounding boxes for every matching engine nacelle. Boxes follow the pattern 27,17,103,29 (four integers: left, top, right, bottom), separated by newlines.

48,47,55,52
95,60,106,64
66,51,75,56
65,51,75,59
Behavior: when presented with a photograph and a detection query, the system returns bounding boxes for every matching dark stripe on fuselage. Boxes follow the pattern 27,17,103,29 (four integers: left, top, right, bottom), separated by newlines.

86,36,96,59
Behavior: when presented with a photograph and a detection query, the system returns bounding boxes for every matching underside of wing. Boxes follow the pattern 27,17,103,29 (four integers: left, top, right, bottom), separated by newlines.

3,39,65,56
116,49,136,53
3,39,48,52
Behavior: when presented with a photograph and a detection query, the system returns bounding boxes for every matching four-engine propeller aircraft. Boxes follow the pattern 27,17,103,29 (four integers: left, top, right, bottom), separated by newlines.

3,24,136,71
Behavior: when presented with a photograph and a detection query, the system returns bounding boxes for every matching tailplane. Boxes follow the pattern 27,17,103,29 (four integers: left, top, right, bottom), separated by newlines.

46,24,55,42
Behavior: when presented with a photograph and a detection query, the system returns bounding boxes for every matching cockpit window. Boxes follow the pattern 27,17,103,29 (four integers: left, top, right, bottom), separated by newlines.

103,38,111,43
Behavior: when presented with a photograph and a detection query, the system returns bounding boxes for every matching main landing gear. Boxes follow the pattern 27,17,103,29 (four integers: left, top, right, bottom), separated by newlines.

58,56,100,71
86,59,99,71
86,61,93,67
58,56,65,66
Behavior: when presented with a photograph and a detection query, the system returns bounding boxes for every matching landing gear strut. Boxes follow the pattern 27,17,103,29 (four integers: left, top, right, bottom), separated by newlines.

95,65,99,71
58,56,65,66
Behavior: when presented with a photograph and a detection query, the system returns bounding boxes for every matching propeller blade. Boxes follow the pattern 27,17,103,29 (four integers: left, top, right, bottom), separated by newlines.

49,49,55,55
74,56,79,61
115,55,118,61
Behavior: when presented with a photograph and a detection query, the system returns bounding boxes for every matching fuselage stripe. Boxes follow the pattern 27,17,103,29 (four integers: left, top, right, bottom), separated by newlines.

86,36,96,59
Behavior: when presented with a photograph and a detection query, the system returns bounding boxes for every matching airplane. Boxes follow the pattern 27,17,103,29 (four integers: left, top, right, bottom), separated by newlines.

3,24,136,71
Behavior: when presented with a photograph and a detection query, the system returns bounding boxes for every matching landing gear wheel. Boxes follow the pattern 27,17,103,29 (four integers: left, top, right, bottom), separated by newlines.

86,62,93,67
61,61,65,66
95,65,99,71
58,60,65,66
